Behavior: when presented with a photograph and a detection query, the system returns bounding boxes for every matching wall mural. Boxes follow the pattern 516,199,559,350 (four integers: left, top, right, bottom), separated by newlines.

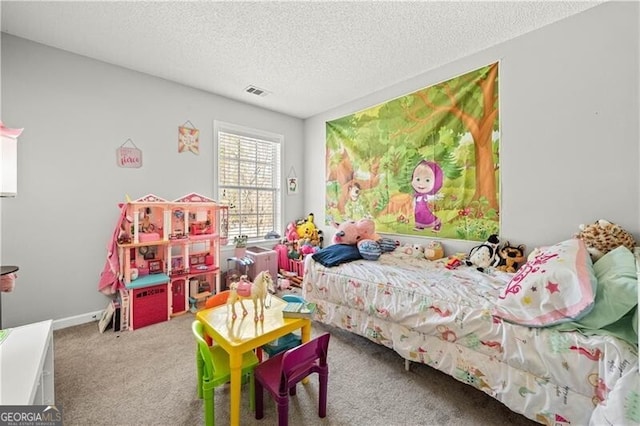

325,62,500,242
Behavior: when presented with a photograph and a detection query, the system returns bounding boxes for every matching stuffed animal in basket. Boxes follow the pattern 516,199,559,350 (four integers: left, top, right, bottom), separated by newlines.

285,221,299,242
495,242,526,273
574,219,636,261
296,213,318,244
466,234,500,272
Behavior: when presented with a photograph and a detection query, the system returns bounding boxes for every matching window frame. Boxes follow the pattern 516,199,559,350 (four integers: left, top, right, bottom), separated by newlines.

213,120,283,246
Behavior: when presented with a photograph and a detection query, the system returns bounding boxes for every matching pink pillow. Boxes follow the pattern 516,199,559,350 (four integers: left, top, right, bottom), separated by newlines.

493,238,597,326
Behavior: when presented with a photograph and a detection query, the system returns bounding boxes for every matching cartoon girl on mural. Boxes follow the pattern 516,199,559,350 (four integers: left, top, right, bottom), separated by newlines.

412,160,444,232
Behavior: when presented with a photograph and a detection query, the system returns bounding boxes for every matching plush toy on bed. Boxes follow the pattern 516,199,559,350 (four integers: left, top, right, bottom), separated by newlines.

356,218,380,240
328,219,383,261
356,218,386,260
401,243,423,257
465,234,500,272
332,220,362,245
574,219,636,261
495,242,526,273
424,240,445,261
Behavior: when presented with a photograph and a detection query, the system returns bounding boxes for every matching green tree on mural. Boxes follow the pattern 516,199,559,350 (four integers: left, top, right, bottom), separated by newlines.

390,63,499,210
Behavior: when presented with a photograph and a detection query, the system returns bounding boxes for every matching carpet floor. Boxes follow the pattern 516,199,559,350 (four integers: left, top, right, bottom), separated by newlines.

54,307,538,425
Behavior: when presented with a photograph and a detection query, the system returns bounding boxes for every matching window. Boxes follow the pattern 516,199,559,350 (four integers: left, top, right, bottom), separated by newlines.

214,121,282,244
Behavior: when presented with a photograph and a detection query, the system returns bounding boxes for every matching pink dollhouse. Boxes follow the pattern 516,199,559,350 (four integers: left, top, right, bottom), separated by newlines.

116,193,228,329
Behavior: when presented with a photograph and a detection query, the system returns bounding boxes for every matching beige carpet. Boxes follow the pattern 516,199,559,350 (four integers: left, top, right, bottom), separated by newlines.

54,308,539,425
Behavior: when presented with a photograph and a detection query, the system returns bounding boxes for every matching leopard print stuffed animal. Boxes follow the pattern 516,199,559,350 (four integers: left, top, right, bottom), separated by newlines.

574,219,636,261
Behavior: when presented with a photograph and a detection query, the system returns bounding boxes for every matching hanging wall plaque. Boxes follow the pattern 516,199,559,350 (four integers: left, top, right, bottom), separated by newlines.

287,166,298,195
116,139,142,168
178,120,199,155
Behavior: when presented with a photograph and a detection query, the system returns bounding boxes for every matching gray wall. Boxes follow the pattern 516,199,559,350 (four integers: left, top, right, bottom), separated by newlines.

2,1,639,329
0,35,304,327
304,1,639,255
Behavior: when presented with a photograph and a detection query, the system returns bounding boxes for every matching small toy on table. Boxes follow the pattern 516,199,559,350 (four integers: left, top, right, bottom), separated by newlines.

227,271,275,321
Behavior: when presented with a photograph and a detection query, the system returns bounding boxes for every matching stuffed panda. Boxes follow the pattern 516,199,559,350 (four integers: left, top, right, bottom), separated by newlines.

466,234,500,272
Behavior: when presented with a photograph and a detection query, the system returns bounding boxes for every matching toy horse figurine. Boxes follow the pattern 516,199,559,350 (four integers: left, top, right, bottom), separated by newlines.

227,271,275,321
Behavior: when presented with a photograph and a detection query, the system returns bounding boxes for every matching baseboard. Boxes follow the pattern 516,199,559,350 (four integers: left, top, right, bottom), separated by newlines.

53,310,102,330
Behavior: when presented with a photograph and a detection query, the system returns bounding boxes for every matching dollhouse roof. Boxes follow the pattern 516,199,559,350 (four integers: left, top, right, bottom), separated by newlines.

173,193,217,204
133,194,169,203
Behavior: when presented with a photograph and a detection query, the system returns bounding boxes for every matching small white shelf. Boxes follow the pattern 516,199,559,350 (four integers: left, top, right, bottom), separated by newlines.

0,319,54,405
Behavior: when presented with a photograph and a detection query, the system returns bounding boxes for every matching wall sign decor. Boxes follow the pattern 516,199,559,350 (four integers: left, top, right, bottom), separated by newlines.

325,62,500,242
178,120,199,155
287,166,298,195
116,138,142,168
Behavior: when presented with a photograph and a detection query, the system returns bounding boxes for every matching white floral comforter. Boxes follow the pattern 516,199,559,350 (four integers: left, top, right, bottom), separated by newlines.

302,252,640,426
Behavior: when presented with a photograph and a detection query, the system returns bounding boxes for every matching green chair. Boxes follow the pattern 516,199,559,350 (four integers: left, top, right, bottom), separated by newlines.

192,320,259,426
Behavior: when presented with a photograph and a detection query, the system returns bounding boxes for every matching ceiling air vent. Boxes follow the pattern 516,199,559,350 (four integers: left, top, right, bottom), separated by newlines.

244,85,270,97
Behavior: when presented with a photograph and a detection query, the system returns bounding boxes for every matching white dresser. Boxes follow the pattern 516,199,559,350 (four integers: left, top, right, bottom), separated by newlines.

0,319,55,405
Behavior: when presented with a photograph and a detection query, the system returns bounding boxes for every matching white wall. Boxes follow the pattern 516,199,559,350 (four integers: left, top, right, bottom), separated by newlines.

0,35,304,327
304,1,640,255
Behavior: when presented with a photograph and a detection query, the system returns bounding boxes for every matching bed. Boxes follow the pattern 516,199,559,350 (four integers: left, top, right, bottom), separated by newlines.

302,239,639,425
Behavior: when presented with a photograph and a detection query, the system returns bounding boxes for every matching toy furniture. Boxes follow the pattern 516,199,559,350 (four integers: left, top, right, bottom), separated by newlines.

204,289,265,361
254,332,331,425
191,320,258,426
245,246,278,281
203,290,230,346
204,289,231,310
117,193,228,329
261,294,304,358
303,244,640,425
195,296,311,426
0,320,55,405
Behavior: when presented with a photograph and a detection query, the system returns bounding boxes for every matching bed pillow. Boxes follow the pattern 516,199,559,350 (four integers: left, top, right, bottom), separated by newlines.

552,245,638,335
583,246,637,326
311,244,362,267
493,238,597,327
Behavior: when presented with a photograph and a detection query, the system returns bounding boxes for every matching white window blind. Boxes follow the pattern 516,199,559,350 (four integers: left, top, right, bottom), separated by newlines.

216,124,282,242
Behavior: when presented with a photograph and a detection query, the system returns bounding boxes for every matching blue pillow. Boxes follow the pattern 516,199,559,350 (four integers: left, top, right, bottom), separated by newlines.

312,244,362,267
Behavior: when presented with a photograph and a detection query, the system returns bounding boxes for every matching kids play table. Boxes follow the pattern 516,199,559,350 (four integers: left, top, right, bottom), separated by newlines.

195,295,311,425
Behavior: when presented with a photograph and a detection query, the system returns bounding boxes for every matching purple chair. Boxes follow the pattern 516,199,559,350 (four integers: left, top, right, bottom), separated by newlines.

254,332,331,425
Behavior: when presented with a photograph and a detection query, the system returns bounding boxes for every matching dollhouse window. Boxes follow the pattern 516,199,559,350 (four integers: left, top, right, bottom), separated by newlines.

214,121,282,243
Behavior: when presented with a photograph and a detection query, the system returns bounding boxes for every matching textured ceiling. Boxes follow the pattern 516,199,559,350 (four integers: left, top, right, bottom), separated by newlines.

1,1,603,119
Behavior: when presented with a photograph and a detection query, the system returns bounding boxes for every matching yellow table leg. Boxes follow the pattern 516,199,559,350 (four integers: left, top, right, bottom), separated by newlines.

301,320,311,343
229,351,242,426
